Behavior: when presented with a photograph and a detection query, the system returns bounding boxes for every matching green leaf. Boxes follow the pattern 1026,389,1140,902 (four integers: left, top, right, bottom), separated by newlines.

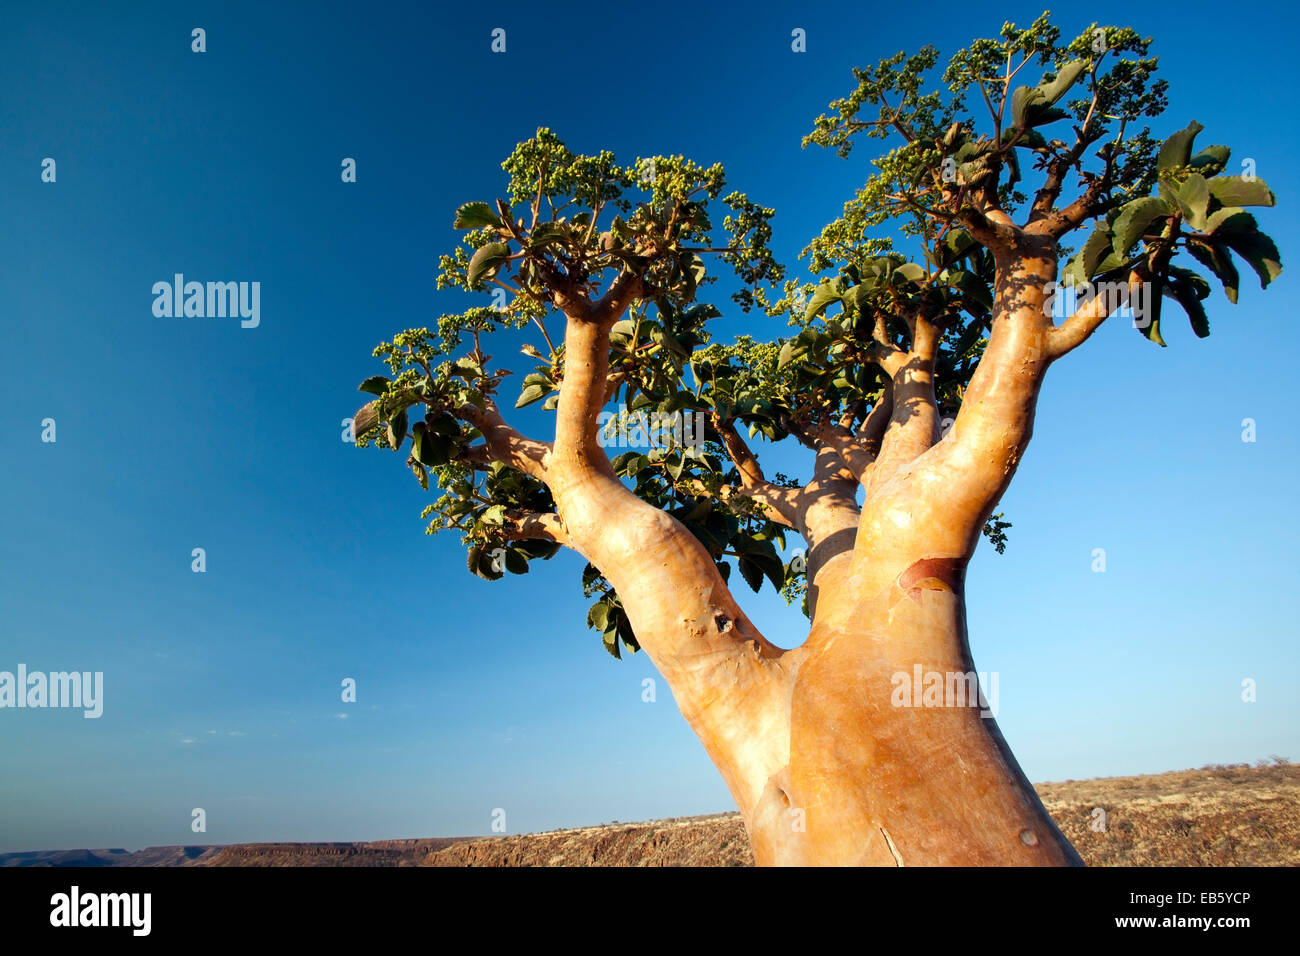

661,391,696,414
514,539,560,561
504,549,529,575
413,424,453,466
1158,178,1179,208
803,279,843,321
1092,250,1133,277
777,339,801,369
629,391,656,412
845,282,876,314
516,383,548,408
1218,230,1283,288
1001,128,1048,150
529,223,568,247
610,451,649,478
467,241,510,286
894,262,926,282
467,546,503,582
1136,278,1166,347
942,228,975,262
411,460,428,490
358,375,390,396
353,400,379,435
1175,173,1210,231
1168,266,1211,300
610,451,639,475
1165,276,1210,338
1037,59,1090,107
453,201,502,230
1062,222,1111,287
651,325,689,358
587,601,610,631
1189,145,1230,170
1207,176,1275,208
426,412,461,437
1010,85,1040,128
1157,121,1204,171
480,504,507,526
737,556,764,594
615,612,638,654
1111,197,1172,255
1185,237,1240,304
1023,104,1070,128
452,356,483,379
386,408,408,451
1204,207,1257,236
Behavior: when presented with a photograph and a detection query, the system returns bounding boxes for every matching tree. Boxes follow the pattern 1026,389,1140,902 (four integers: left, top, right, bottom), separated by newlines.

351,14,1280,865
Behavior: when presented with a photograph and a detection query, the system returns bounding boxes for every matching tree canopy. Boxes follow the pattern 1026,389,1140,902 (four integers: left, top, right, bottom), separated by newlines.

352,12,1280,658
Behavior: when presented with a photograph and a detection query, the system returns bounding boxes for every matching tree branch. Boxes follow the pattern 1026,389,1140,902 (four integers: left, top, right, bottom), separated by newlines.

809,421,871,484
502,511,568,545
1047,268,1145,360
707,481,800,530
1027,177,1107,239
813,386,894,485
713,416,766,488
591,271,645,325
861,321,940,498
457,397,551,480
708,415,800,528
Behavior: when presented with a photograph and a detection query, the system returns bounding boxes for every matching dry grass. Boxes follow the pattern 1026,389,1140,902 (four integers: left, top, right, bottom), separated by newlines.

420,763,1299,867
1038,762,1299,866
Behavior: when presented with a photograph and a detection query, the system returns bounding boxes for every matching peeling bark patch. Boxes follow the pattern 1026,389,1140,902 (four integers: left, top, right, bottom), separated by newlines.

898,557,964,601
714,614,732,633
879,827,905,867
1019,829,1039,847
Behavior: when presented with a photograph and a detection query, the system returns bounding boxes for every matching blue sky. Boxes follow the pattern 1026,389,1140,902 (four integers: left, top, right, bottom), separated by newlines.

1,0,1296,852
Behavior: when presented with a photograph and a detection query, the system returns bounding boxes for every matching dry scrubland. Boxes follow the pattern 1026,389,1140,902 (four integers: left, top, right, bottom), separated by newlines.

1038,763,1299,866
5,764,1295,867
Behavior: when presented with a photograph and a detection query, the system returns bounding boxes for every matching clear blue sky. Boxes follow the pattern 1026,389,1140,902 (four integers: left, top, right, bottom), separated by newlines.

1,0,1296,853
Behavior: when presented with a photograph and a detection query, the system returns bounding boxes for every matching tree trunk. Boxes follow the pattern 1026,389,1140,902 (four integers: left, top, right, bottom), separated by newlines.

558,479,1079,865
759,566,1079,866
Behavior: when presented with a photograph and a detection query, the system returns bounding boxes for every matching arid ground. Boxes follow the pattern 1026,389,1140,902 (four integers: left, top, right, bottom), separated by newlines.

4,763,1295,867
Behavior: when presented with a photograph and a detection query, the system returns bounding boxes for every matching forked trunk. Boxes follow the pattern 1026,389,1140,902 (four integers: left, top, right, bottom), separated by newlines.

545,254,1082,865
